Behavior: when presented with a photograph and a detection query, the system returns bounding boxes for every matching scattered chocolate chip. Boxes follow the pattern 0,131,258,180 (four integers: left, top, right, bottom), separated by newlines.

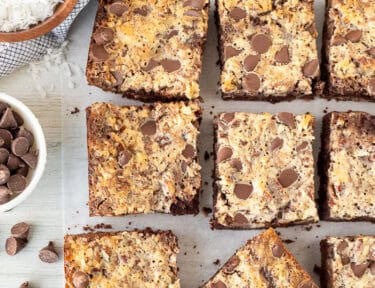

7,174,27,193
134,5,149,16
143,59,160,72
39,241,59,263
306,23,317,36
140,120,156,136
243,73,260,91
277,112,295,129
350,262,369,278
296,141,308,152
8,154,25,170
20,152,37,169
11,137,30,157
11,222,30,239
6,236,26,256
332,35,346,46
221,113,235,123
370,262,375,275
160,59,181,73
303,59,319,77
231,158,242,170
108,1,128,16
183,0,205,9
212,280,227,288
72,271,89,288
272,243,284,258
91,45,110,62
93,27,114,45
0,148,9,164
0,108,18,129
19,282,29,288
0,129,13,148
184,9,201,17
345,30,362,43
16,128,33,146
229,7,246,21
275,45,290,64
244,54,260,71
0,186,11,204
118,150,131,167
224,46,242,60
234,183,253,200
165,30,178,40
223,255,240,274
233,213,248,225
251,34,272,54
182,144,196,159
367,47,375,57
337,240,348,254
270,137,283,151
278,168,298,188
70,107,80,115
213,259,220,265
217,147,232,162
0,164,10,185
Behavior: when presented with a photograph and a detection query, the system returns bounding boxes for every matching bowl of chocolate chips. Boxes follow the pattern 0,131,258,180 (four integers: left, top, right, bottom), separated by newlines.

0,93,46,212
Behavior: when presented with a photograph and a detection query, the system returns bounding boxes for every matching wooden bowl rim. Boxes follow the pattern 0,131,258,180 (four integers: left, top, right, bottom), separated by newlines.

0,0,78,43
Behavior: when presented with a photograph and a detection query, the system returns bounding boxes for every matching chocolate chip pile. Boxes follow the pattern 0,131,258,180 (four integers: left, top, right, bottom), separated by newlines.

0,102,38,205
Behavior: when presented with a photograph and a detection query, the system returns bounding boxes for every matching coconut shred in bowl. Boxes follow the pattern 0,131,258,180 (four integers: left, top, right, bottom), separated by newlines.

0,0,63,32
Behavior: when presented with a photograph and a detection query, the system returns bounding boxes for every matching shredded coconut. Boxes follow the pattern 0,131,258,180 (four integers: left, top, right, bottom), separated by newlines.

0,0,63,32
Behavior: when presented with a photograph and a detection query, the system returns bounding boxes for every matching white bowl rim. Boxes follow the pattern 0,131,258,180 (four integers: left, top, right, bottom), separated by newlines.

0,93,47,212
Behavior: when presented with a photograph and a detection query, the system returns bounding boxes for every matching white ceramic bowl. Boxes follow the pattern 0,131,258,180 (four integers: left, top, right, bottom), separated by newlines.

0,93,47,212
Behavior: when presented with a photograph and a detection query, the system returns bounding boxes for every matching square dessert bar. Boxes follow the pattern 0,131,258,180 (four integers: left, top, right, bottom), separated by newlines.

87,101,201,216
319,111,375,222
321,235,375,288
86,0,209,102
202,228,318,288
216,0,320,102
212,112,318,229
322,0,375,101
64,229,180,288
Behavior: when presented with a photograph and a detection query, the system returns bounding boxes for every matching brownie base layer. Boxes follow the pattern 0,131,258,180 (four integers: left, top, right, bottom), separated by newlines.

320,239,330,288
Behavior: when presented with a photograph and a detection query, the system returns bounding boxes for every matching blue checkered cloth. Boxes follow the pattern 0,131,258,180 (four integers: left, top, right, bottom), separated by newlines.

0,0,90,78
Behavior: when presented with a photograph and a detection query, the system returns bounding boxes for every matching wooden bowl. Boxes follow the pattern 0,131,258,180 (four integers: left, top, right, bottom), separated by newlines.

0,0,78,42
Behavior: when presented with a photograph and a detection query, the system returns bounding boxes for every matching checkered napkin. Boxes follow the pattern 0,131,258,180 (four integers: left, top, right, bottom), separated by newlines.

0,0,90,78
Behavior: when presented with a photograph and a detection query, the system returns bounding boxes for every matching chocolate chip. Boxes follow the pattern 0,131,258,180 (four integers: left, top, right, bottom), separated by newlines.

275,45,290,64
39,241,59,263
13,111,24,127
11,222,30,239
0,108,18,129
345,30,362,43
277,112,295,129
91,45,110,62
350,262,369,278
0,102,10,114
20,152,37,169
118,150,131,167
8,154,25,171
270,137,283,151
231,158,242,170
108,1,128,16
0,186,11,204
234,183,253,200
222,255,240,274
296,141,308,152
224,46,242,60
370,262,375,275
11,137,30,157
229,7,246,21
93,27,114,45
337,240,348,254
16,166,29,177
182,144,196,159
72,271,89,288
278,168,298,188
332,35,346,46
134,6,149,16
165,30,178,40
6,236,26,255
143,59,160,72
183,0,205,9
251,34,272,54
243,73,260,91
306,23,317,37
16,128,34,146
184,9,201,17
7,174,27,193
367,47,375,57
212,280,227,288
19,282,29,288
0,129,13,148
0,164,10,185
272,243,284,258
244,54,260,71
217,147,232,163
233,213,248,225
303,59,319,77
221,113,235,123
160,59,181,73
140,120,156,136
111,71,124,87
0,148,9,164
341,255,350,265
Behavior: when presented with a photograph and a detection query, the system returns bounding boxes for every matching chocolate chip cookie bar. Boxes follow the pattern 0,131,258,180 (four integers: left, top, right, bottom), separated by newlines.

202,228,318,288
86,0,209,102
212,112,318,229
319,111,375,222
87,101,201,216
320,235,375,288
64,229,180,288
216,0,320,102
322,0,375,101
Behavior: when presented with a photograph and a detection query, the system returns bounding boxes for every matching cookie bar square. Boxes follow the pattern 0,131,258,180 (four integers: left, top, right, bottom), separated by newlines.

87,101,201,216
320,235,375,288
86,0,209,102
318,111,375,222
64,229,180,288
322,0,375,101
212,112,318,229
216,0,320,102
201,228,318,288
